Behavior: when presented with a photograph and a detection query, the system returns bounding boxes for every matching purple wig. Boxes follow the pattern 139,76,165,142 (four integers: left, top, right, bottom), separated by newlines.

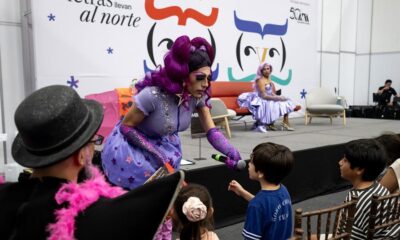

254,62,273,82
135,35,214,107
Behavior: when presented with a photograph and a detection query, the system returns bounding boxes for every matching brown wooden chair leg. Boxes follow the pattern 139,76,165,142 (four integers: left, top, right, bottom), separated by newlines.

305,112,308,125
224,117,231,138
343,110,346,126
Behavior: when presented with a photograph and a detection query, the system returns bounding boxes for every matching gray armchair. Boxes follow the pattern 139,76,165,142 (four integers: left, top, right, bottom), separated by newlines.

209,98,235,138
305,88,346,126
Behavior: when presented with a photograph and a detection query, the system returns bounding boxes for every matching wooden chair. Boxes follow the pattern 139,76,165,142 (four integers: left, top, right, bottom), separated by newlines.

294,197,358,240
367,192,400,240
292,229,304,240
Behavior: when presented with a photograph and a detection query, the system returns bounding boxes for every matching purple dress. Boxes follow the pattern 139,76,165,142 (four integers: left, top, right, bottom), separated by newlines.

237,83,295,125
102,86,205,189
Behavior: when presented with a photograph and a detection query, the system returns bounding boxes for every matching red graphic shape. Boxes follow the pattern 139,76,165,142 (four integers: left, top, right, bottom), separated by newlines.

145,0,218,26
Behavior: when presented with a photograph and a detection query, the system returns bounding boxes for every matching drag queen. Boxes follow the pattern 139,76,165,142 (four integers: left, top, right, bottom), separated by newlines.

238,62,299,133
101,35,241,239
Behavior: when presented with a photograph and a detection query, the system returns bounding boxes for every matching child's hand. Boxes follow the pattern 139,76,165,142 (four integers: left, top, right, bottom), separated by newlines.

228,180,244,196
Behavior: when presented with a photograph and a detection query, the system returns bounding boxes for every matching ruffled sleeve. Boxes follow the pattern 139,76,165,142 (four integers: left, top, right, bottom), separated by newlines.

134,87,157,116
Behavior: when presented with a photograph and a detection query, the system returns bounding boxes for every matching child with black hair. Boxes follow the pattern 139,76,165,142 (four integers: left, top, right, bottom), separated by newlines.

339,138,400,239
377,133,400,193
228,142,294,240
173,184,219,240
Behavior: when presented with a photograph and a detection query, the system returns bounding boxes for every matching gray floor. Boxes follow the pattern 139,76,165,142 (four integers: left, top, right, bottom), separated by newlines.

180,117,399,170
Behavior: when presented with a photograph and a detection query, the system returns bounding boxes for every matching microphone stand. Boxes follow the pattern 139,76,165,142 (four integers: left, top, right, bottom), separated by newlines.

193,136,206,161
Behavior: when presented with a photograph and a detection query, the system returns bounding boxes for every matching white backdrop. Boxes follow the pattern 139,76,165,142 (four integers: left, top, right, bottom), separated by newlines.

31,0,317,107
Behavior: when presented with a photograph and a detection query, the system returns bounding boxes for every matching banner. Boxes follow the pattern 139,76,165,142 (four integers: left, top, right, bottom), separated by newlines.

31,0,317,107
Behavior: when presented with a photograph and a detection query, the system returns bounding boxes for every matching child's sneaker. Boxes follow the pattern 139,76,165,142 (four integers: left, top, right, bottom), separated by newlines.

255,125,267,133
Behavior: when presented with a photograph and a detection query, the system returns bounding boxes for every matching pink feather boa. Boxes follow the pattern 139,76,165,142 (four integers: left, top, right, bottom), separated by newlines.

47,166,127,240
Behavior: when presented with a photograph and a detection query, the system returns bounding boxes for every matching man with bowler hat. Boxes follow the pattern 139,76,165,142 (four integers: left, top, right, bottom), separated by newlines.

0,85,183,239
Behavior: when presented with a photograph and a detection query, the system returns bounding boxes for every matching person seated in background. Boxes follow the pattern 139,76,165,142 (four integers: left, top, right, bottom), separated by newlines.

377,79,398,107
228,142,294,240
237,62,300,133
0,85,182,239
378,133,400,193
338,139,400,239
172,183,219,240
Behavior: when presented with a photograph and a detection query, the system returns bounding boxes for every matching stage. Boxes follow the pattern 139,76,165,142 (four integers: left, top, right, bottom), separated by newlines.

178,117,400,228
180,117,398,170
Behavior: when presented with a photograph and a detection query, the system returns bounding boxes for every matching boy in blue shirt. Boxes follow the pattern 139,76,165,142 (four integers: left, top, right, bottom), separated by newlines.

228,142,294,240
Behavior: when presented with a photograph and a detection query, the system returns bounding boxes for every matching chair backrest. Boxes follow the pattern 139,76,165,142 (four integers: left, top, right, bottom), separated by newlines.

366,192,400,240
294,197,358,240
85,90,120,138
210,98,229,118
190,116,206,138
306,88,338,107
372,93,380,103
210,81,253,115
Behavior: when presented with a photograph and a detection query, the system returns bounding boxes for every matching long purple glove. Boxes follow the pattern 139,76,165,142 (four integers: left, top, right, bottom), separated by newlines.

206,128,241,169
120,124,166,166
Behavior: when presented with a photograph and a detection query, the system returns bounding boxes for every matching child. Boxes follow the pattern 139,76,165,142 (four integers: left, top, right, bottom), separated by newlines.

339,139,400,239
228,142,294,240
377,133,400,193
173,184,219,240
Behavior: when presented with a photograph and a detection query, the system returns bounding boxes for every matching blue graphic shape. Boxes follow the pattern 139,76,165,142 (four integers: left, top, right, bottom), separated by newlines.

143,60,155,74
144,60,220,80
234,11,288,39
67,76,79,89
211,63,219,81
107,47,114,54
228,67,292,86
300,89,307,99
48,14,56,21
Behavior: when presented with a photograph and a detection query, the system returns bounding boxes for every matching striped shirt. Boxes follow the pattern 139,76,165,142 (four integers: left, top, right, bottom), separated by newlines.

344,182,400,239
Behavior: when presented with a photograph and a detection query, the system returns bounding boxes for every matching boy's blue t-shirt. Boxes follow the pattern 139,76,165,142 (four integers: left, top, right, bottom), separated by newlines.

242,185,292,240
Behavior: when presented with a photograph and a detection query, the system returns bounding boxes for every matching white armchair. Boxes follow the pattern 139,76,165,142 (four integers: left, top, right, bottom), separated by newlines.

305,88,346,126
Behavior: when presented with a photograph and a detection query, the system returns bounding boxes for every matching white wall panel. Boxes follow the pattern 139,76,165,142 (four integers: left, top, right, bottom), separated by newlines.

321,0,341,52
317,0,323,52
354,55,370,105
356,0,372,53
338,53,355,104
0,0,21,22
316,47,321,86
320,53,339,93
369,53,400,103
0,1,24,172
340,0,357,52
371,0,400,52
0,25,25,170
0,48,3,172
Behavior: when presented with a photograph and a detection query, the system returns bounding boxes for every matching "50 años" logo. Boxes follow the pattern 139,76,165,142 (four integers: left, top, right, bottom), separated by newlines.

289,7,309,24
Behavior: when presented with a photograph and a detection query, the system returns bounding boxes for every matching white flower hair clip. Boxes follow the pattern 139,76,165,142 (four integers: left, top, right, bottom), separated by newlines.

182,196,207,222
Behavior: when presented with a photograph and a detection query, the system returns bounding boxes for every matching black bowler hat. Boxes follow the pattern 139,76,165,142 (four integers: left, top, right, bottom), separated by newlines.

12,85,104,168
